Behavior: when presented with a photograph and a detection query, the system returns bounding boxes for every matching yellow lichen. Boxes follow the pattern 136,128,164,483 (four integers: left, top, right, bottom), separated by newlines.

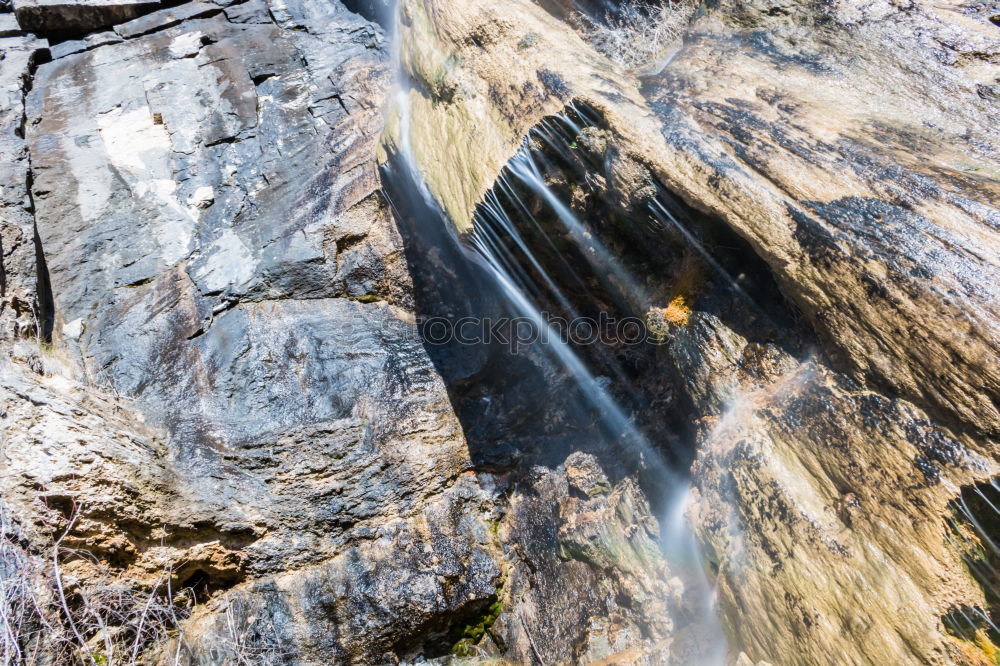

945,632,999,666
661,293,692,327
974,629,999,663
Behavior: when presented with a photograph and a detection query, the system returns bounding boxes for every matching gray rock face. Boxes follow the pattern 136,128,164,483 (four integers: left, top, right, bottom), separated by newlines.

13,0,161,35
0,30,46,343
47,28,120,58
20,10,470,590
164,474,504,665
0,11,21,34
25,3,404,442
6,0,496,660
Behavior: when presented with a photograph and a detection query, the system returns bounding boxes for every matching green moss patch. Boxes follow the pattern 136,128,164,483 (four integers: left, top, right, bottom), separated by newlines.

450,589,503,657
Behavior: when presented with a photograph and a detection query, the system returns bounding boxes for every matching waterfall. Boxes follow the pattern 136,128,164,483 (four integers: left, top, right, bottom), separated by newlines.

381,6,726,661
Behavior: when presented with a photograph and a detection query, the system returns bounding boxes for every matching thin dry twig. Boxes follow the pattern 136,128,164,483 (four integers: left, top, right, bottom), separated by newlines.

578,0,697,72
0,502,200,665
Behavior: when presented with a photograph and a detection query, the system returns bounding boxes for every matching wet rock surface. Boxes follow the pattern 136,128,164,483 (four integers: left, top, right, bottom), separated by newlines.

378,0,1000,663
2,0,505,659
680,315,997,664
642,0,1000,438
634,9,1000,657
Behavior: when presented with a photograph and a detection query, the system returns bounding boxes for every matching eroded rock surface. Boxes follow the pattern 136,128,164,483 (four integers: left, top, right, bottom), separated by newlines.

3,0,999,662
0,30,45,343
13,0,162,36
3,0,500,659
643,0,1000,438
677,313,996,664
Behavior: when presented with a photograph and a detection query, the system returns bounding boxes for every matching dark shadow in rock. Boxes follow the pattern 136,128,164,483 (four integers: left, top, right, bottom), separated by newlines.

534,0,670,22
382,155,611,477
32,221,54,342
651,180,812,353
340,0,393,26
0,233,7,298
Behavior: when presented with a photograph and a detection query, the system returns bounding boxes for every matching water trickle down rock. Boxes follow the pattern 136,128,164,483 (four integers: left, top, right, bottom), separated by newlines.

2,0,998,661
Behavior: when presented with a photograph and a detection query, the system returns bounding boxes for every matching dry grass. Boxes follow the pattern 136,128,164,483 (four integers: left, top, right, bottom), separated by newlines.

0,503,282,665
578,0,697,72
0,504,189,665
214,597,287,666
0,505,48,664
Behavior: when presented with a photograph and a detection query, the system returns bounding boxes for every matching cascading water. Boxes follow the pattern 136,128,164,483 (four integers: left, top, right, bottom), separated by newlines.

381,7,727,659
467,110,729,665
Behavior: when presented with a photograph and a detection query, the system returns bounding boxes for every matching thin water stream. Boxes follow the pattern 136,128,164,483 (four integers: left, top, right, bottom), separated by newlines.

381,8,726,659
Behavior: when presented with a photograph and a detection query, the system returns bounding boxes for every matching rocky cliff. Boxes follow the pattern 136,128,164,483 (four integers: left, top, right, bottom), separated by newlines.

1,0,998,664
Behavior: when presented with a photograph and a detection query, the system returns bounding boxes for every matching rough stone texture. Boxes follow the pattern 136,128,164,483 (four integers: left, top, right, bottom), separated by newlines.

25,4,409,441
497,463,674,664
383,0,667,230
531,0,649,23
653,2,1000,654
389,0,1000,437
4,0,1000,663
642,0,1000,439
20,6,486,596
675,313,997,664
6,0,447,658
459,456,717,665
0,30,46,343
48,29,121,58
13,0,160,35
0,11,21,34
112,1,220,38
158,474,504,665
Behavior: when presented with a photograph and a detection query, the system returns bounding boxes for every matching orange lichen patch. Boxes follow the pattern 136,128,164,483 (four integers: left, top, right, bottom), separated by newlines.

661,293,692,326
645,254,705,339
